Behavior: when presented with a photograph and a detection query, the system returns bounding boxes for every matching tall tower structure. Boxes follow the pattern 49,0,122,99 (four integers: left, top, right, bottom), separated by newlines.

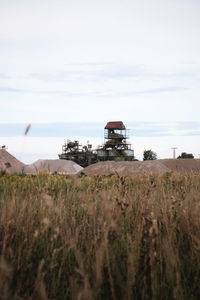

104,121,129,149
96,121,134,161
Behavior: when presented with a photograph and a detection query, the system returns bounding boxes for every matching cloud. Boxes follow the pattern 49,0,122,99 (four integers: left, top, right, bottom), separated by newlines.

30,63,144,82
0,83,189,98
92,64,144,79
0,61,197,102
1,122,200,138
24,63,192,99
137,87,189,95
115,86,189,98
0,87,23,93
0,73,9,79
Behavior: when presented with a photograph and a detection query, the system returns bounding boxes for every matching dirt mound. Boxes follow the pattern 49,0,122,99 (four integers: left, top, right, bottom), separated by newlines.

0,149,25,174
81,160,170,176
81,159,200,176
0,150,82,175
24,159,83,175
2,149,199,176
160,159,200,173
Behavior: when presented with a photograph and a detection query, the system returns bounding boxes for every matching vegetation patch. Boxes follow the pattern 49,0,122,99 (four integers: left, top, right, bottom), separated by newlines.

0,172,200,299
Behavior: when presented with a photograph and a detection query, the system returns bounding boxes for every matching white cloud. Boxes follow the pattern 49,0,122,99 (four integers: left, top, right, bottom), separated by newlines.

0,0,200,125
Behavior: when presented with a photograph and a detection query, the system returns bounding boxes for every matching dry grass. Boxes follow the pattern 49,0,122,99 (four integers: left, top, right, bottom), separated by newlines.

0,172,200,299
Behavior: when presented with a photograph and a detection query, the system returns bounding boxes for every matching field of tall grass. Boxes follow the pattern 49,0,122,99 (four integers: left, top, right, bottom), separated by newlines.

0,172,200,300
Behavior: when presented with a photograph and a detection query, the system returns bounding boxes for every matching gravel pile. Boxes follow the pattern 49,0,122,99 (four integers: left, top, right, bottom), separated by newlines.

0,149,25,174
24,159,83,175
1,149,199,176
81,160,170,176
0,150,82,175
160,159,200,173
81,159,200,176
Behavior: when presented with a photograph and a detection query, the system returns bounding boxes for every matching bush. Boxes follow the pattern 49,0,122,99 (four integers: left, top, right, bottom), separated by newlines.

177,152,194,159
143,149,157,160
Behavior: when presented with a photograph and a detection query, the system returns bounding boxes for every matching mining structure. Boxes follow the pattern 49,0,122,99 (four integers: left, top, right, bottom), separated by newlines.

58,121,134,167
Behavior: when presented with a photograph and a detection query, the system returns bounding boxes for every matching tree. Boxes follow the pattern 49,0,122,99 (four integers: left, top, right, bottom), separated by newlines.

143,150,157,161
177,152,194,159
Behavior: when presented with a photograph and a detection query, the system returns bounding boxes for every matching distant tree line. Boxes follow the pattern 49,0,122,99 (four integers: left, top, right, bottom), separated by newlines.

177,152,194,159
143,150,157,161
142,150,195,160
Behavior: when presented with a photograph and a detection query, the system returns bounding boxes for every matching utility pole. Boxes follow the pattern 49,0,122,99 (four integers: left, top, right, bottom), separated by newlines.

172,147,177,159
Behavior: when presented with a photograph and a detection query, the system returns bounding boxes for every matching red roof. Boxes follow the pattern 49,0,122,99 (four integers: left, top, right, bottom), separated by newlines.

105,121,126,130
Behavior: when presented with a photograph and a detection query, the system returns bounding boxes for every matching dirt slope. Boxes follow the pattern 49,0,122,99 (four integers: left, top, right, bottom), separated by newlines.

81,160,170,176
24,159,83,175
82,159,200,176
0,149,25,174
160,159,200,173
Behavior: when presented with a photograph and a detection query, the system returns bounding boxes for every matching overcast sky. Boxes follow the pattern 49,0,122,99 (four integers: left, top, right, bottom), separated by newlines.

0,0,200,161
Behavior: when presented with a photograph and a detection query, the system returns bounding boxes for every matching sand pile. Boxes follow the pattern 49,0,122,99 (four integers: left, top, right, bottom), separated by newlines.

81,160,170,176
24,159,83,175
82,159,200,176
1,149,199,176
0,149,25,174
160,159,200,173
0,150,82,175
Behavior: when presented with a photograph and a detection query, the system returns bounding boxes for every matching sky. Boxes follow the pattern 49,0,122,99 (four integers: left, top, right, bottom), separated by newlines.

0,0,200,162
